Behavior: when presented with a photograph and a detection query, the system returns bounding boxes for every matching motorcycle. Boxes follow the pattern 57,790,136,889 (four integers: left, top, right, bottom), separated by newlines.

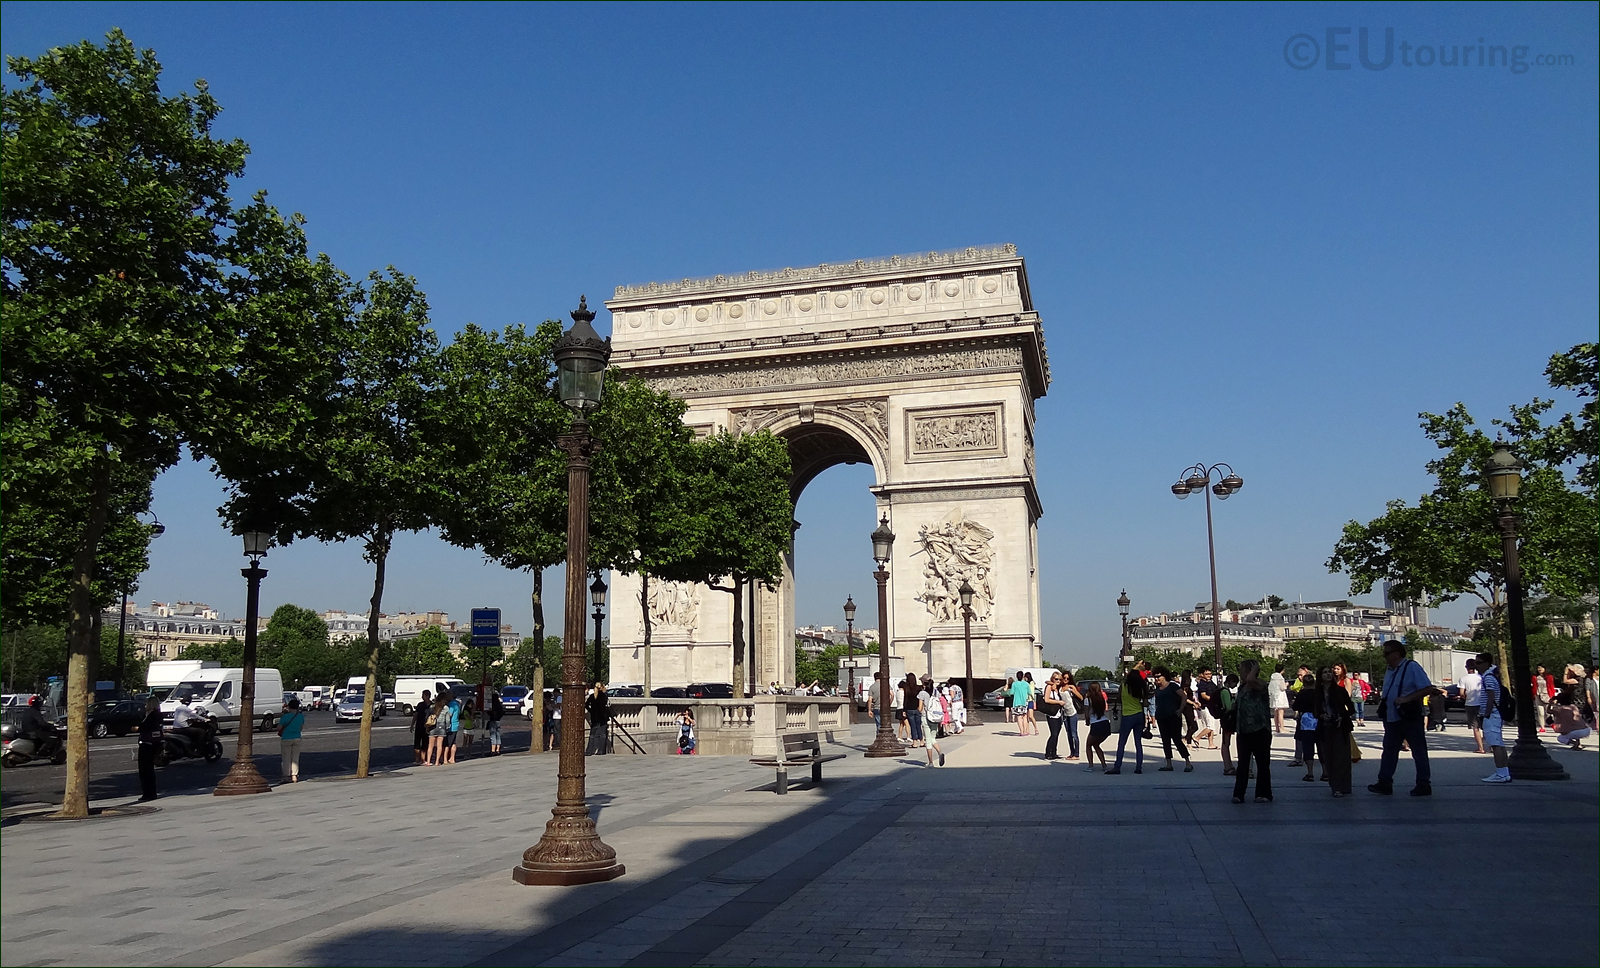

159,713,223,766
1,721,68,766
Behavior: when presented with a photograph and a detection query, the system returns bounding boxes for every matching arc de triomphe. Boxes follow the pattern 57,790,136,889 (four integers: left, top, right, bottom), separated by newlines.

602,244,1050,691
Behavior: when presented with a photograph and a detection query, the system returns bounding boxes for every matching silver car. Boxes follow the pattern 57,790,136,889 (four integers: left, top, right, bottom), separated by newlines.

334,689,386,723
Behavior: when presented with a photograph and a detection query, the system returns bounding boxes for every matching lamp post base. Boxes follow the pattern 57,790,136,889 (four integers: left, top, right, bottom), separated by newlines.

1508,736,1570,781
513,811,625,886
213,762,272,796
864,729,907,758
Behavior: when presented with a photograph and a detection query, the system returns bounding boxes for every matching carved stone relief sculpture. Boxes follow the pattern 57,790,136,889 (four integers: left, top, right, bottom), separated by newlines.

912,508,996,624
644,580,700,630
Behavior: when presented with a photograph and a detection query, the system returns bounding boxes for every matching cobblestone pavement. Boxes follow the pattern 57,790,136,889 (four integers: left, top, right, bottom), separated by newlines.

2,720,1594,966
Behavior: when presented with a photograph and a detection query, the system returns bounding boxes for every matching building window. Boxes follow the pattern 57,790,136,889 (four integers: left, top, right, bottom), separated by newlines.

159,644,168,657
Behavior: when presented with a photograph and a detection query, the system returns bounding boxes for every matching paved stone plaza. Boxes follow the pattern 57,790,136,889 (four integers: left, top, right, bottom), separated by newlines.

2,721,1594,967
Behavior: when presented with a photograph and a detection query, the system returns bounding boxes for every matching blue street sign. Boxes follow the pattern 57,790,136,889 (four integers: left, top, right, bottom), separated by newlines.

469,607,501,649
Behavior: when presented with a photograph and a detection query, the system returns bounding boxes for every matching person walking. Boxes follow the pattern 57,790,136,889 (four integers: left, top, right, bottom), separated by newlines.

1313,666,1355,797
1292,670,1320,782
1022,672,1040,736
903,674,925,748
1533,665,1556,730
1108,661,1149,775
411,689,432,764
1060,671,1083,760
277,696,307,783
135,696,163,802
1232,660,1273,803
1194,666,1221,750
894,680,909,742
443,691,462,764
546,691,562,751
1009,673,1035,737
1370,640,1441,797
1180,672,1200,745
1477,654,1513,783
1218,673,1239,776
1585,666,1599,728
921,682,949,766
948,680,966,734
1083,682,1111,771
1460,659,1486,754
1152,668,1193,772
585,682,609,755
1001,675,1016,726
1042,672,1066,760
487,692,505,755
1269,664,1290,735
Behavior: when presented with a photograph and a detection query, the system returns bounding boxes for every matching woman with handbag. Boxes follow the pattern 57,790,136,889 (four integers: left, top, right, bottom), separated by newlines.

1313,667,1356,797
425,694,449,766
1232,660,1274,803
1042,673,1066,760
1292,672,1320,782
1060,670,1083,760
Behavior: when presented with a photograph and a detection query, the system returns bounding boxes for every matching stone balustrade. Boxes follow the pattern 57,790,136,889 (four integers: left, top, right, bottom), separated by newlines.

607,695,851,756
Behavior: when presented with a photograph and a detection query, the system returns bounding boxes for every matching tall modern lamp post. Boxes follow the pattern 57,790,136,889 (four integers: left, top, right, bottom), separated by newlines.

959,579,982,726
1118,589,1133,668
116,515,165,692
215,528,272,796
590,573,607,686
1487,443,1568,781
514,296,625,885
865,515,906,757
1171,462,1243,670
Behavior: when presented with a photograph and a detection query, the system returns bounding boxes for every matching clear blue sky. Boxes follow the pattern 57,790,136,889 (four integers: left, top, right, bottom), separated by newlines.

5,2,1596,666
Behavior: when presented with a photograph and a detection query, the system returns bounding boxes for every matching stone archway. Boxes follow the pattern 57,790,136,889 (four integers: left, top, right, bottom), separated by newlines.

603,245,1050,691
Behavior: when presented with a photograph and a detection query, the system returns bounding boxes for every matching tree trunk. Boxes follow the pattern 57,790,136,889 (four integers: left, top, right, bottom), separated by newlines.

640,571,653,697
731,577,745,698
57,452,114,819
530,567,545,746
356,528,392,779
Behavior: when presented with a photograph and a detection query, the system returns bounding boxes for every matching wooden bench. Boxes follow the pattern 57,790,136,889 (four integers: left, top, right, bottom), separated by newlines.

748,731,846,794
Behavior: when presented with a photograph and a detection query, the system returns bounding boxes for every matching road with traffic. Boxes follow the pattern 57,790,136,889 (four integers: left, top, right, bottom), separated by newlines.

0,710,538,808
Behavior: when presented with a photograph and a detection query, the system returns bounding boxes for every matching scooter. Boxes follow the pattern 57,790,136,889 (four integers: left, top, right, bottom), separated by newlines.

1,722,68,766
159,713,223,766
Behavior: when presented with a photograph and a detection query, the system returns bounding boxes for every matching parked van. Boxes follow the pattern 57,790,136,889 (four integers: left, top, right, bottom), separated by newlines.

392,675,465,715
159,668,285,733
146,659,221,700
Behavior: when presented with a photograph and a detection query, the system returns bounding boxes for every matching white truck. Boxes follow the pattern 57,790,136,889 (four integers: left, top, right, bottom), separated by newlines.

392,675,465,715
160,667,285,732
145,659,220,700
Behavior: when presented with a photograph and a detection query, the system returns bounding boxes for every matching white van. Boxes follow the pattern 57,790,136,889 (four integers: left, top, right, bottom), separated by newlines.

160,668,285,733
392,675,465,715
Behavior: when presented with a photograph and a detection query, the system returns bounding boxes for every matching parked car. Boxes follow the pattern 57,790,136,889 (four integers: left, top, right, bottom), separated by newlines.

685,682,735,699
334,688,386,723
607,684,643,698
650,686,688,699
86,698,147,738
1074,680,1124,719
500,685,532,715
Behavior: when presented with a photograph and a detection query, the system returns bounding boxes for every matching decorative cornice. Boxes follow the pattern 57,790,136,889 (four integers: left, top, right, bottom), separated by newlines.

637,344,1026,397
613,244,1020,300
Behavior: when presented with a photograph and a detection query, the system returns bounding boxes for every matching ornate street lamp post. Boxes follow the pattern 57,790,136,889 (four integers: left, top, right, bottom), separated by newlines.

514,297,625,885
864,515,906,757
843,595,856,663
1118,589,1132,668
215,528,272,796
590,573,607,686
959,579,982,726
117,516,164,692
1487,444,1567,781
1171,463,1243,671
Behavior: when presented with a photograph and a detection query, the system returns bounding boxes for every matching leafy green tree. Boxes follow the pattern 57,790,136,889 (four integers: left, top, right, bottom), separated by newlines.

589,377,703,696
395,626,464,679
1280,639,1368,678
1329,346,1598,640
0,31,288,816
683,430,794,697
257,605,335,688
1073,664,1112,681
179,638,245,666
794,643,854,689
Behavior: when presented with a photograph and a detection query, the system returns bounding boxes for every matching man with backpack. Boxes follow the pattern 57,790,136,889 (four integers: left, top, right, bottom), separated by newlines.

1477,652,1513,784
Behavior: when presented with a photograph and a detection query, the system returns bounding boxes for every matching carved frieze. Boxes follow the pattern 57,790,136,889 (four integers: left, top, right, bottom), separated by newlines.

728,397,890,451
614,244,1019,299
912,508,996,624
647,346,1024,396
906,404,1005,462
644,580,700,630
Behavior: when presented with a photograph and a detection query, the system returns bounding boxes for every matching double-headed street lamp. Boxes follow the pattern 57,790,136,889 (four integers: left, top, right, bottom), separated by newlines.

864,515,906,758
1487,443,1567,782
117,515,165,692
959,578,982,726
215,528,272,797
1171,462,1243,671
1118,589,1132,667
590,573,607,685
514,297,625,886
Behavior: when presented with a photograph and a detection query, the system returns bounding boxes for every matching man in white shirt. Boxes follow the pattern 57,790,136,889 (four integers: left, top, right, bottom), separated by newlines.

1460,659,1485,754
